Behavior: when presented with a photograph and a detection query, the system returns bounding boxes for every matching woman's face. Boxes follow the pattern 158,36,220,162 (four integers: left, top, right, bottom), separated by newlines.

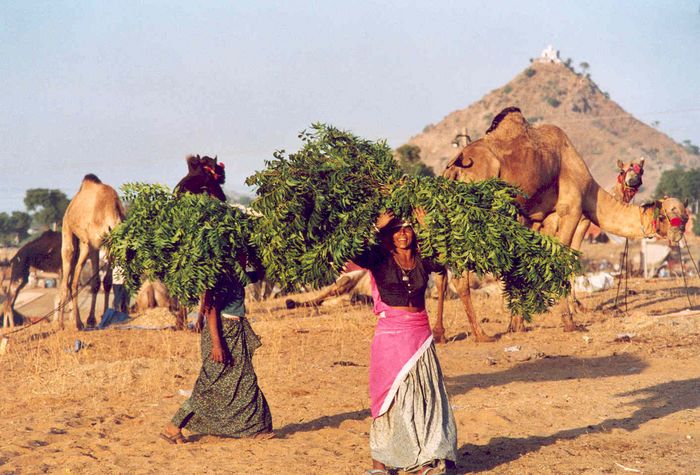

392,226,414,250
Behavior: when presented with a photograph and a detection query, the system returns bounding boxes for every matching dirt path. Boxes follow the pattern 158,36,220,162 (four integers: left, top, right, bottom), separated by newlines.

1,276,698,474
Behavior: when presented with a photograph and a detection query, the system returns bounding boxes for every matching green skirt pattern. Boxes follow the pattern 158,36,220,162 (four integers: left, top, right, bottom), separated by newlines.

172,317,272,437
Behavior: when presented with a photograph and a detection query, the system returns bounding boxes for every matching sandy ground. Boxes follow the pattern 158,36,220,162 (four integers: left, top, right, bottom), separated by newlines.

1,242,699,474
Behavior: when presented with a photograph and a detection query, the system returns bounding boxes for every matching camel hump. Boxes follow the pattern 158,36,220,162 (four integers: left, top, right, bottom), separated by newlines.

83,173,102,184
485,107,528,138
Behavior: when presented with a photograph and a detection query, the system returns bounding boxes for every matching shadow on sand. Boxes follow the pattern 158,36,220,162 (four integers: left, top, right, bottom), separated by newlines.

453,377,700,473
276,354,648,438
593,286,700,314
445,353,648,396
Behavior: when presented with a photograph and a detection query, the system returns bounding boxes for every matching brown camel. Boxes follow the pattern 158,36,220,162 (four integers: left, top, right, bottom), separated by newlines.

131,280,174,314
1,231,62,327
285,270,372,309
174,154,227,201
174,154,227,330
553,158,646,254
58,174,125,330
438,107,688,341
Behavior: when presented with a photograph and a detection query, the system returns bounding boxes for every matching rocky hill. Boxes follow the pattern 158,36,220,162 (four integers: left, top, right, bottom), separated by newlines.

407,60,698,199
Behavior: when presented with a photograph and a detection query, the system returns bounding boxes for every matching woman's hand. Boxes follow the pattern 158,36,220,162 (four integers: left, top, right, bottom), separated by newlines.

342,260,362,273
194,313,205,333
211,341,232,365
375,211,395,230
413,207,427,226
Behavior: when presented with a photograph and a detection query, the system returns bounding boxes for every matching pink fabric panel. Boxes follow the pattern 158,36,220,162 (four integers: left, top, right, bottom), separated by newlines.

368,272,432,418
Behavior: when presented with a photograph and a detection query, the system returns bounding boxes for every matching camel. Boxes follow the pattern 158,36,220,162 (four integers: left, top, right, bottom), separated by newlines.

58,174,125,330
438,107,688,341
174,154,227,200
553,157,646,255
1,230,62,327
285,270,372,309
131,280,174,314
174,154,227,330
612,158,644,203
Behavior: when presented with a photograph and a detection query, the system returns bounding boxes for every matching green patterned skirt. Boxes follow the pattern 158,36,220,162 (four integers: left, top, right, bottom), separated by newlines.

172,317,272,437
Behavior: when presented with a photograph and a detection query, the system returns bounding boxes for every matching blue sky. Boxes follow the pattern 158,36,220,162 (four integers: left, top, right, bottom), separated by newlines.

1,0,699,212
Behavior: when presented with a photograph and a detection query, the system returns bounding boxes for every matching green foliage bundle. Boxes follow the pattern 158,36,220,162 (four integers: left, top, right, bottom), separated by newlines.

246,125,402,289
248,123,580,318
106,184,256,306
398,177,580,316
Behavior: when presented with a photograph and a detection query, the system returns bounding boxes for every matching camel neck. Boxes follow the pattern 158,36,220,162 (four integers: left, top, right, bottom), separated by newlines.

585,182,649,239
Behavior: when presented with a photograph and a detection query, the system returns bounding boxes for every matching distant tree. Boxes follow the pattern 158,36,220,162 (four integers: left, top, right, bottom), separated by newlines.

546,97,561,108
654,168,700,214
395,144,435,177
579,61,590,74
0,211,32,245
564,58,573,71
682,140,700,155
525,68,536,78
651,120,660,128
24,188,70,230
0,213,8,246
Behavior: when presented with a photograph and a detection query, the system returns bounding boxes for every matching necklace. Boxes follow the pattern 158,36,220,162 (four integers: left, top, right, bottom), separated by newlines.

393,255,416,291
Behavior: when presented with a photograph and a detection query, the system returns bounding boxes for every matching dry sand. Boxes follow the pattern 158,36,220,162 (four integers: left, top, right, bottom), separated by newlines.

1,242,699,474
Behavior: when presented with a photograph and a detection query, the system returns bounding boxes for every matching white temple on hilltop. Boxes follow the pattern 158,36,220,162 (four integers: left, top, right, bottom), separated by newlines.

535,45,562,64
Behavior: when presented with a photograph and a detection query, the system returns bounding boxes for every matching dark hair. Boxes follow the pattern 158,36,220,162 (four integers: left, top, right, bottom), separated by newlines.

485,106,522,135
379,221,418,253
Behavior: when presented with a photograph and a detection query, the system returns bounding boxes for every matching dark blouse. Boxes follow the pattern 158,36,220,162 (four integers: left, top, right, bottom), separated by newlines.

352,246,446,308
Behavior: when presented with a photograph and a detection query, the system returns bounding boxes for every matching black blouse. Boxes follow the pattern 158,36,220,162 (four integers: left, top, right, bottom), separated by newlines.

352,246,446,308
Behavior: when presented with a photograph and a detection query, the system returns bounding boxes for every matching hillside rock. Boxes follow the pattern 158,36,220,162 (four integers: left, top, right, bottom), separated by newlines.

408,61,697,199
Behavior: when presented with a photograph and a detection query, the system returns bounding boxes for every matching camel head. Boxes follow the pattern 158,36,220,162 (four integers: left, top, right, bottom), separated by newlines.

616,158,644,191
647,197,689,244
442,141,500,183
175,155,227,201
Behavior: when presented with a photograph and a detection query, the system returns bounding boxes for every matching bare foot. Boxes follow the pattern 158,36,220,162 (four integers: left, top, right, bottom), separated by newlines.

160,423,188,444
252,431,275,440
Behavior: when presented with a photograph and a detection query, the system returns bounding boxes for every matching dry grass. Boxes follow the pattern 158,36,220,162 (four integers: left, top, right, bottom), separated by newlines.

1,256,699,474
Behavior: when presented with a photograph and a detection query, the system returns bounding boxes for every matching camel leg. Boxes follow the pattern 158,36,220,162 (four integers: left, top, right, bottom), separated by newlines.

568,218,590,314
58,232,77,330
453,271,496,343
101,258,113,323
555,210,583,332
507,314,526,333
70,243,91,330
85,250,101,328
4,279,28,328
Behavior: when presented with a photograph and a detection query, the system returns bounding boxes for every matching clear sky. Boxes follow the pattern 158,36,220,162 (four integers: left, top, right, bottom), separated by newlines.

2,0,699,213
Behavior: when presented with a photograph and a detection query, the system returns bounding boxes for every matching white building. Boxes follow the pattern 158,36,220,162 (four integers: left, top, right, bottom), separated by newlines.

535,45,562,64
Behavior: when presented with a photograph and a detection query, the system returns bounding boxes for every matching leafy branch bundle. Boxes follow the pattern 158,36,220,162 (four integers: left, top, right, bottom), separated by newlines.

247,123,580,318
106,183,256,306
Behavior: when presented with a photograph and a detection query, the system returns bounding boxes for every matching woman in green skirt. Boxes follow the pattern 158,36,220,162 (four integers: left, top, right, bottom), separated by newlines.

160,273,273,443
